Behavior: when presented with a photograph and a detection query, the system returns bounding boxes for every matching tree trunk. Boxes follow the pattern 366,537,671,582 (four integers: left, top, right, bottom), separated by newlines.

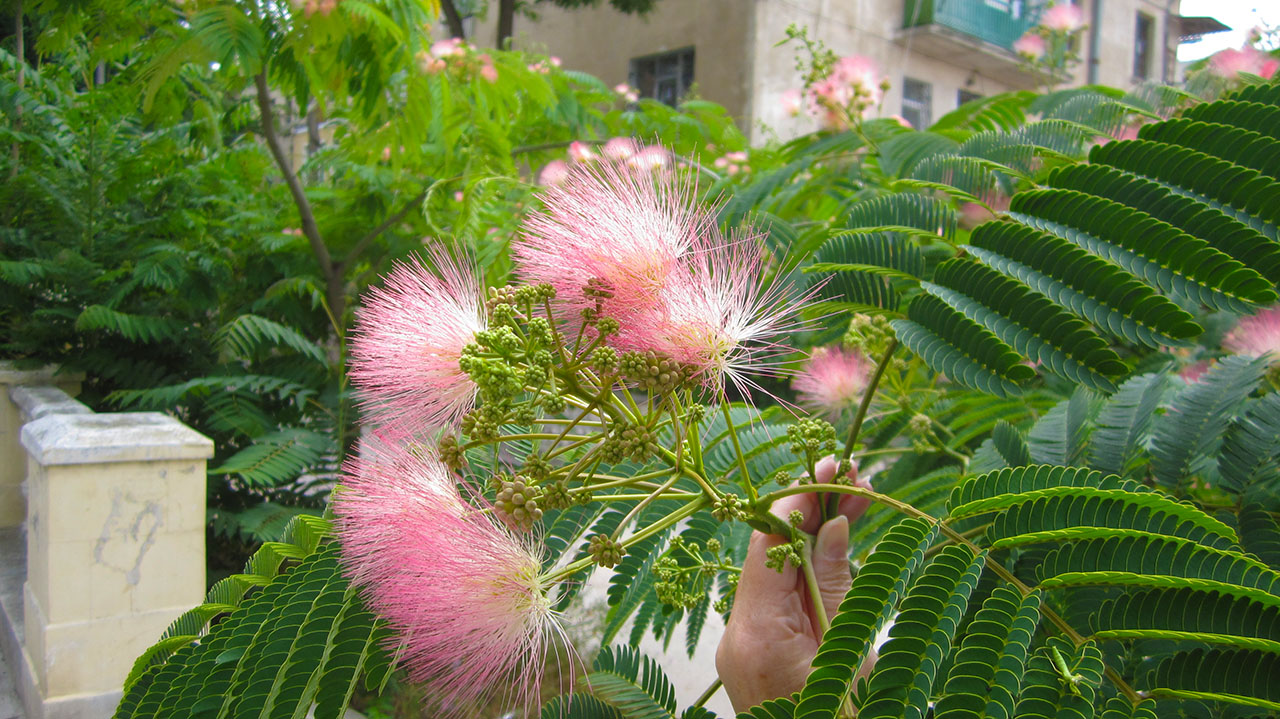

440,0,467,38
496,0,515,48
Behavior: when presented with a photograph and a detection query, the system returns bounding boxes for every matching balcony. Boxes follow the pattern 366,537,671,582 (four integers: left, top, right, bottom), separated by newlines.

900,0,1042,85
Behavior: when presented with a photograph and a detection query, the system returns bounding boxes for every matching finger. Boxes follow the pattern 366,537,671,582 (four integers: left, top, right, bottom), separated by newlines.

732,530,801,622
812,456,874,525
812,515,852,626
771,487,821,536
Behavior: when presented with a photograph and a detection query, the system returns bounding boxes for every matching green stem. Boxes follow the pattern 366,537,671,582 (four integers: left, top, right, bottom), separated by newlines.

722,402,756,502
611,473,684,541
545,497,709,583
692,679,722,709
799,539,830,635
841,338,898,464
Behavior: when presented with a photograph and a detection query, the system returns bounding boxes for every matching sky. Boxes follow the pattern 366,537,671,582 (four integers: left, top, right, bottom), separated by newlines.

1176,0,1276,60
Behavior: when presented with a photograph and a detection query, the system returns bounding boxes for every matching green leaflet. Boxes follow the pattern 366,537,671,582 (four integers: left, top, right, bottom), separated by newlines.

933,586,1043,719
1144,649,1280,711
1087,372,1172,477
1093,586,1280,652
1008,189,1275,312
947,465,1149,513
588,646,678,719
1239,505,1280,571
857,545,987,719
795,518,938,719
893,294,1036,398
965,223,1201,348
1026,388,1103,467
1032,530,1280,592
1150,355,1269,489
1012,638,1104,719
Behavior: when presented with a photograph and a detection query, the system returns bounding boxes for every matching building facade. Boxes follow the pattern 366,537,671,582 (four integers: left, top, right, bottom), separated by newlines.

480,0,1205,142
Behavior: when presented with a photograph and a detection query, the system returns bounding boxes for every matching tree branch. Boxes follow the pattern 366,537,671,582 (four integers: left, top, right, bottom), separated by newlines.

8,0,23,182
340,187,430,268
253,73,334,276
496,0,515,48
439,0,467,38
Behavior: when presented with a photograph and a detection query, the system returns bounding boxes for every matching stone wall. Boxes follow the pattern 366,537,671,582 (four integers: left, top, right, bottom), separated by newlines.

0,365,212,719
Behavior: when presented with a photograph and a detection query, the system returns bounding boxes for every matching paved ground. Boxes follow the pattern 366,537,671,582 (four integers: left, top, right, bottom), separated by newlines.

0,651,21,719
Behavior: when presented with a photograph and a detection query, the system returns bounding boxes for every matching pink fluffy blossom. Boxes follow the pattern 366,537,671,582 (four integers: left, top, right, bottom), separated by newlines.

1014,32,1047,58
1041,3,1084,31
801,55,884,129
335,440,565,714
516,157,704,325
349,248,486,434
1210,46,1279,79
1224,305,1280,359
431,37,464,58
602,137,639,161
567,140,596,163
478,54,498,83
537,159,571,186
794,346,872,419
628,145,671,170
781,88,803,116
615,236,815,394
614,83,640,102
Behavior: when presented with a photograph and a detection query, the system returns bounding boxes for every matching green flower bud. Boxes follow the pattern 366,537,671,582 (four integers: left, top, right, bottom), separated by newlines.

587,533,626,568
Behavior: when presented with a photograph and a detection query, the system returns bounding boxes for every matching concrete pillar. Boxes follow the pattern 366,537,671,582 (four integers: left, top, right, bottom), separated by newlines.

0,365,84,529
17,411,212,717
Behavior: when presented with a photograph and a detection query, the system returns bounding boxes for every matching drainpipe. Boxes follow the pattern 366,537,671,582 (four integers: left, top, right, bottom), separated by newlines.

1087,0,1102,84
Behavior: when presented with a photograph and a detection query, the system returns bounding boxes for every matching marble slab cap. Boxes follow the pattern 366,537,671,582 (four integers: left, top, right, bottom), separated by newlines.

8,386,91,422
0,363,84,386
20,412,214,465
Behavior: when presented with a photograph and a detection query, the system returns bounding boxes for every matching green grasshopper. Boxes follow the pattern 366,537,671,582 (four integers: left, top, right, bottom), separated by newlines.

1050,646,1088,698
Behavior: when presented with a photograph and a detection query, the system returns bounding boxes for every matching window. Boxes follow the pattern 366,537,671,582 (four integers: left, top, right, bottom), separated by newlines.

958,89,983,107
629,48,695,106
1134,13,1154,79
902,77,933,130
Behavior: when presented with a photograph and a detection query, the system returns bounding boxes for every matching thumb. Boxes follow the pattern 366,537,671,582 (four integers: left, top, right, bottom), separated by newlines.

813,515,852,627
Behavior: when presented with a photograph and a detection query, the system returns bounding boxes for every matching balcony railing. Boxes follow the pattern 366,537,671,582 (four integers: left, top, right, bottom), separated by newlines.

903,0,1041,52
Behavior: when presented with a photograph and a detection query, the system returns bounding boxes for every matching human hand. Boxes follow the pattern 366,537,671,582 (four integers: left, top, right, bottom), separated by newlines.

714,456,874,713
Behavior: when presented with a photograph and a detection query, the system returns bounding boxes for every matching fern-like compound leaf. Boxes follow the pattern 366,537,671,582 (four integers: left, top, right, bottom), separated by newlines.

796,518,938,719
933,586,1042,719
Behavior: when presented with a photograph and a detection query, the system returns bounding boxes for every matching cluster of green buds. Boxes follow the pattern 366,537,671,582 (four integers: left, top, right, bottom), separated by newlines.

844,312,897,357
654,536,736,611
620,350,694,395
493,475,543,531
788,417,837,470
588,533,627,568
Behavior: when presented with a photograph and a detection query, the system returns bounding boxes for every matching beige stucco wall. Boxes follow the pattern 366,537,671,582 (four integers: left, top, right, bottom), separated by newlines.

471,1,754,130
471,0,1184,144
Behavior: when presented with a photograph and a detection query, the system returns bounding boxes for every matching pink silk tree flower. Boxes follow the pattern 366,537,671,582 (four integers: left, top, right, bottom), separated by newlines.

602,136,639,161
335,439,566,714
349,248,486,435
794,346,872,419
615,236,815,396
1013,32,1047,58
1224,305,1280,359
515,157,707,328
1041,2,1084,31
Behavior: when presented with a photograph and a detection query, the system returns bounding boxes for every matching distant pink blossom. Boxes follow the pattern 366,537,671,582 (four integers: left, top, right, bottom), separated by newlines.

725,151,748,163
1014,32,1047,58
1041,3,1085,31
431,38,464,58
549,56,562,67
628,145,671,171
537,159,570,186
794,346,872,419
1210,46,1279,79
888,114,913,128
416,50,446,74
349,249,486,434
453,191,465,202
1180,360,1211,384
781,89,803,116
478,54,498,83
567,141,595,163
602,137,639,161
1224,305,1280,358
335,439,565,714
800,54,885,129
614,83,640,102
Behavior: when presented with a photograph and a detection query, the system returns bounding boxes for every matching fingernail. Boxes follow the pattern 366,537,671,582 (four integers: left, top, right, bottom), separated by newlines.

817,515,849,561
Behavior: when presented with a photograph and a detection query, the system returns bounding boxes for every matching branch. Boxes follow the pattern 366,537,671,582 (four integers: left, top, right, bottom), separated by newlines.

439,0,467,38
253,72,334,276
341,186,429,267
